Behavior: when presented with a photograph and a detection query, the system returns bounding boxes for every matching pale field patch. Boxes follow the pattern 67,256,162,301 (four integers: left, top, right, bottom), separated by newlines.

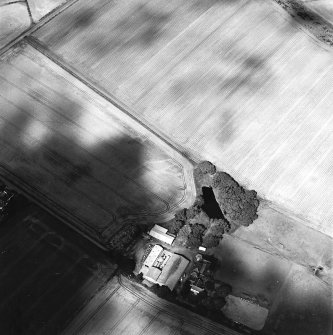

0,3,30,48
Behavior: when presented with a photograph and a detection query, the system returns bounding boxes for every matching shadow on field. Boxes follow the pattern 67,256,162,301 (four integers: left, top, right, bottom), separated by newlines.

0,65,331,335
0,84,166,333
0,199,117,335
212,237,332,335
0,81,176,238
0,0,332,333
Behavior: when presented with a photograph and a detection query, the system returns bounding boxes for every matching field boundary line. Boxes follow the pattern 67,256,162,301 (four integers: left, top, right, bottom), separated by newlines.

0,0,80,56
25,36,197,167
63,283,121,335
0,164,108,250
118,275,243,335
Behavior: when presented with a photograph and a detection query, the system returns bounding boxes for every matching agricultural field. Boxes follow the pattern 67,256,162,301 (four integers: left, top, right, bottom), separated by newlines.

63,276,239,335
0,199,117,334
0,1,31,48
28,0,68,22
33,0,333,237
0,44,195,247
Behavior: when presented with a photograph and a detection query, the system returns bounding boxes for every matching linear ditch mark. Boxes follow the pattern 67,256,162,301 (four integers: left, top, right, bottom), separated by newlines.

0,64,174,214
71,284,121,334
117,276,242,335
6,52,189,213
0,1,25,7
0,164,108,251
25,36,198,167
104,298,141,335
137,310,161,335
0,85,169,216
25,0,34,24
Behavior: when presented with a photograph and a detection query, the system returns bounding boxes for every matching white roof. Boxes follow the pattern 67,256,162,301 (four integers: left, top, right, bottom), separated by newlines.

149,230,174,245
151,224,168,234
199,246,206,251
143,244,163,267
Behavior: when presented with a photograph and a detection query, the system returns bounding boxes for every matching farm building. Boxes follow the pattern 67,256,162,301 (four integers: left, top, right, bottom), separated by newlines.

148,224,175,245
140,245,189,291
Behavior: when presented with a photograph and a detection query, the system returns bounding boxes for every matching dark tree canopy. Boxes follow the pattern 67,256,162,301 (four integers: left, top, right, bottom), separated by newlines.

172,161,259,249
107,224,140,252
191,223,206,236
175,208,187,222
193,194,205,207
186,231,202,248
186,223,206,248
202,234,220,248
209,218,230,236
186,204,202,219
212,172,259,226
175,224,192,246
168,218,185,235
197,161,217,175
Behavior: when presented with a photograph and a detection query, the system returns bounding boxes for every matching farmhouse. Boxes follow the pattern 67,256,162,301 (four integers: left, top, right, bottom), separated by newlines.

189,255,213,294
140,244,189,291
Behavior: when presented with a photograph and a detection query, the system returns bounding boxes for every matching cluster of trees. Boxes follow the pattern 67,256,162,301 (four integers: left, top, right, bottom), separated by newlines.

182,278,232,312
170,206,230,249
149,284,176,302
212,171,259,227
167,160,259,248
107,224,141,253
195,161,260,227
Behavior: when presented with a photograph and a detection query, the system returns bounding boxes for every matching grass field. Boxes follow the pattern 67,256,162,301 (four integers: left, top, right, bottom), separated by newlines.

0,44,195,246
33,0,333,237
